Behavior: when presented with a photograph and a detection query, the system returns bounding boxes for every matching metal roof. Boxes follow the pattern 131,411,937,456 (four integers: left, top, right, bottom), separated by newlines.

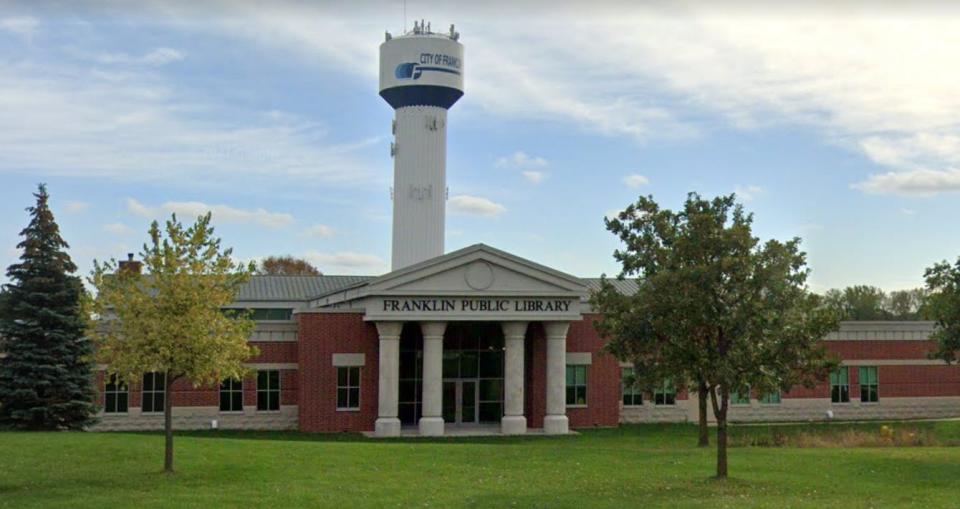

236,275,639,302
236,276,374,302
582,278,640,296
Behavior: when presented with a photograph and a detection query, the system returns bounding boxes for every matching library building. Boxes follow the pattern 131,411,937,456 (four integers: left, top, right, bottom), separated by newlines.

94,25,960,436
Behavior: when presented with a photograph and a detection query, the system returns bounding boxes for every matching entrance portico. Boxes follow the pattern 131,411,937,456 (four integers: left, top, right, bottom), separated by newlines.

311,244,587,437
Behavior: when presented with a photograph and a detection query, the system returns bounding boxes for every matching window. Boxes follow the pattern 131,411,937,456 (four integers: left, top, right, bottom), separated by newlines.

654,380,676,405
104,374,128,413
760,391,782,404
257,370,281,411
220,378,243,412
830,367,850,403
337,367,361,410
566,365,588,406
859,366,879,403
141,372,165,413
731,387,751,405
621,368,643,406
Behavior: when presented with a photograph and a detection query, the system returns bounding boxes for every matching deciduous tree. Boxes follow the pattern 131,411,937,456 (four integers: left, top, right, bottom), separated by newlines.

593,193,839,478
0,184,96,430
88,213,256,473
256,256,322,276
924,258,960,363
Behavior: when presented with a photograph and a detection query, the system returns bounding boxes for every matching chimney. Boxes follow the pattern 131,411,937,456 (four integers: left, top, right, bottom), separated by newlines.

118,253,142,275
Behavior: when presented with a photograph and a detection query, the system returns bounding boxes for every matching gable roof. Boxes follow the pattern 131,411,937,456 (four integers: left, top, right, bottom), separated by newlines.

364,243,588,295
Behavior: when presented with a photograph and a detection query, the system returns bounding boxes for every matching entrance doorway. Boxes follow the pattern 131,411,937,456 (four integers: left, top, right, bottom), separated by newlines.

397,322,504,427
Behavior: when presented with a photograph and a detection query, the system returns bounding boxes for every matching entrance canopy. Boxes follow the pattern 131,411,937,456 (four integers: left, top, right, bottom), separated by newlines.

310,243,588,322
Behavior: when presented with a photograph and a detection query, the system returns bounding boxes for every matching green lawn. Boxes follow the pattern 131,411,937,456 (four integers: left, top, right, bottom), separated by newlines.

2,422,960,508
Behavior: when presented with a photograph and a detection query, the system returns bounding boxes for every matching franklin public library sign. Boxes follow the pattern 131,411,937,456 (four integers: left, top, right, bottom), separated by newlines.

364,296,582,321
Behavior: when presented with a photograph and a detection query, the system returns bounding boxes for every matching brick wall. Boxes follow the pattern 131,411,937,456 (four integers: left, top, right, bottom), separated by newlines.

566,314,621,428
297,312,380,432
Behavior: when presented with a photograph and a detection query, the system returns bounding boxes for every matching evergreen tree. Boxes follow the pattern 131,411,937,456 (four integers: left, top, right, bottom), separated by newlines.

0,184,96,429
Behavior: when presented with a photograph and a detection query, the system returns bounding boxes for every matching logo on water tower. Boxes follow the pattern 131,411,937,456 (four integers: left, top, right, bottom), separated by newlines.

394,58,462,81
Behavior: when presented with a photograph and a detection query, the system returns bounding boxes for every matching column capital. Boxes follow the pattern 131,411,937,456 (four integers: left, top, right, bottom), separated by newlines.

375,321,403,340
420,321,447,340
501,321,529,340
543,321,570,340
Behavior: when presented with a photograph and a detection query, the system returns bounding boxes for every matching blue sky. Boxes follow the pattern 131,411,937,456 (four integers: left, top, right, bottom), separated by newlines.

2,1,960,291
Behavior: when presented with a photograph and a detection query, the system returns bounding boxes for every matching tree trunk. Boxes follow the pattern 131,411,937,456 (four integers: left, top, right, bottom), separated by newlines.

698,381,709,447
164,372,174,474
709,385,729,479
716,414,728,478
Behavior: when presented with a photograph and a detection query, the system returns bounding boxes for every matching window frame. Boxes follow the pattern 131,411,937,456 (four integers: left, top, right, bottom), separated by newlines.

760,391,782,405
654,380,676,406
731,387,751,406
830,367,850,404
141,372,166,414
621,367,643,407
104,373,128,414
565,364,588,407
256,369,281,412
859,366,879,403
219,378,244,413
336,366,361,411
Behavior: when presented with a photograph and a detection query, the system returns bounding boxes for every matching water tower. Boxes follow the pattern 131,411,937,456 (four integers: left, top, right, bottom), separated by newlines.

380,21,464,270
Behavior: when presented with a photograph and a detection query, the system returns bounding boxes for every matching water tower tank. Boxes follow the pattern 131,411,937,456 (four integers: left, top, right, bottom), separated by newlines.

380,23,464,270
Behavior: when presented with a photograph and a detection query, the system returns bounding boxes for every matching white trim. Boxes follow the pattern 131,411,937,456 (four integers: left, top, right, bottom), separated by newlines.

567,352,592,365
332,353,366,367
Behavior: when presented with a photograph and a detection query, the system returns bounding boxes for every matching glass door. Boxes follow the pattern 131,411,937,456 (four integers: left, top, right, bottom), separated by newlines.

441,380,479,425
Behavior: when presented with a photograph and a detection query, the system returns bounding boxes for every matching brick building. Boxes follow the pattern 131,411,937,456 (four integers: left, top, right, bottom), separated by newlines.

93,248,960,435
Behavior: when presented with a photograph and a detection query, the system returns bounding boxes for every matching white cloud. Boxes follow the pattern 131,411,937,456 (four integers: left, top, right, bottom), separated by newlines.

0,48,379,187
623,174,649,189
734,185,763,202
900,208,917,216
103,222,136,236
303,250,386,274
522,171,545,184
302,224,334,238
64,201,90,213
853,169,960,197
496,151,548,169
127,198,295,229
95,47,185,67
0,16,38,39
448,195,506,217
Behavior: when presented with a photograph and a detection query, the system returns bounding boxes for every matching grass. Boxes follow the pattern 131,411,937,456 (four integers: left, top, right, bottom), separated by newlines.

2,422,960,508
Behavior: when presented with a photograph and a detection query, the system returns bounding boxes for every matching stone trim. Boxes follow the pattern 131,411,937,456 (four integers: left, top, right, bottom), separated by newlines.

332,353,366,367
567,352,592,365
91,405,298,431
246,362,297,370
841,359,947,366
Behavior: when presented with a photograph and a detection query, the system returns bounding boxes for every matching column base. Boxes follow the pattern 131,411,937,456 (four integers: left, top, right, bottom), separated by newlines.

375,417,402,437
500,415,527,435
418,416,444,436
543,415,569,435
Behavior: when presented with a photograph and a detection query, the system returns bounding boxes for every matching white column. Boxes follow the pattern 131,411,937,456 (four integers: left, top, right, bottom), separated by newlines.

544,321,570,435
419,321,447,436
375,321,403,437
501,322,528,435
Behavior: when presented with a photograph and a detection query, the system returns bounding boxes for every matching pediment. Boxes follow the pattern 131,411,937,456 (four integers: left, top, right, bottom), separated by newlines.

365,244,587,297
